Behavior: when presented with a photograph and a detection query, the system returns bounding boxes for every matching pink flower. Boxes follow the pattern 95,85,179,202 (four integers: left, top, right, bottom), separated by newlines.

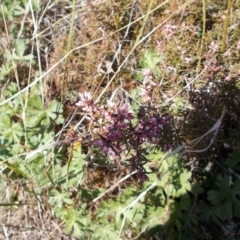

107,100,115,108
76,91,102,123
156,40,164,54
141,69,157,90
92,138,111,155
142,68,152,78
223,143,230,149
181,55,194,64
224,75,231,82
139,87,151,102
163,143,173,152
101,109,113,122
209,41,219,52
223,49,231,58
76,92,92,107
117,103,134,121
231,114,238,121
163,23,177,36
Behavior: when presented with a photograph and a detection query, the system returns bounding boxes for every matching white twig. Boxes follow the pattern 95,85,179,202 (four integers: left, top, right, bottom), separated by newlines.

163,106,227,160
117,181,157,240
92,170,137,203
2,225,9,240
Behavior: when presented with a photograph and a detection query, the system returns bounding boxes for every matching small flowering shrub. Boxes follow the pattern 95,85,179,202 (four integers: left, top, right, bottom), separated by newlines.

76,91,173,181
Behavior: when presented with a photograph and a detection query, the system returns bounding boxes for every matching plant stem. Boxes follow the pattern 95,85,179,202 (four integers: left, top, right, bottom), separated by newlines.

221,0,233,52
196,0,206,75
61,0,76,102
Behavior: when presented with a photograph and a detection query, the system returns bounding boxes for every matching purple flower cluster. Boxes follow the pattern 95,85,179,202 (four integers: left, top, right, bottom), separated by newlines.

134,115,170,144
76,92,171,181
91,103,134,158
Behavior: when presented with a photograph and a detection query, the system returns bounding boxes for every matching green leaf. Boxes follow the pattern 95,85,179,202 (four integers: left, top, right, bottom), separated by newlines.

153,186,167,206
207,189,225,205
191,182,204,195
5,122,23,142
206,175,240,221
2,82,18,97
55,207,91,238
49,189,72,208
45,100,64,124
207,175,230,205
0,0,27,20
67,144,85,174
141,206,165,232
0,114,23,143
0,159,30,180
63,209,83,233
0,62,12,80
171,194,191,219
175,219,182,231
225,150,240,168
97,199,125,224
123,203,145,227
13,39,27,58
140,50,162,76
157,166,171,187
4,39,34,62
197,202,222,225
91,225,119,240
0,114,11,129
13,4,26,16
180,170,191,185
218,201,232,219
148,149,165,162
27,97,63,126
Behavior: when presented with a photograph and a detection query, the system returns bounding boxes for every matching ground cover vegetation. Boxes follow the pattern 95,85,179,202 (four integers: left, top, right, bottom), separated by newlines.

0,0,239,239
